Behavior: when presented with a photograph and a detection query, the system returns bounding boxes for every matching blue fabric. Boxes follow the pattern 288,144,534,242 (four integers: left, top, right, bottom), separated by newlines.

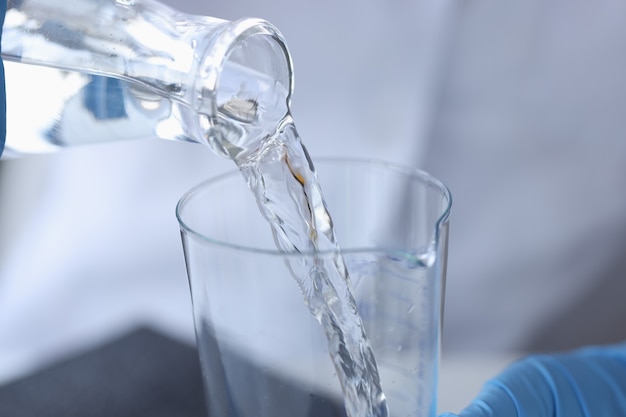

439,343,626,417
0,0,6,156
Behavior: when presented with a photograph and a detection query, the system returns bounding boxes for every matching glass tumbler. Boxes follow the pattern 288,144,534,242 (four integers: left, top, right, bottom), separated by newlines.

176,158,451,417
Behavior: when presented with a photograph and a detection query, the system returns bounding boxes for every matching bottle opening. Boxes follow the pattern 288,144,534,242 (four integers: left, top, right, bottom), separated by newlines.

194,19,294,159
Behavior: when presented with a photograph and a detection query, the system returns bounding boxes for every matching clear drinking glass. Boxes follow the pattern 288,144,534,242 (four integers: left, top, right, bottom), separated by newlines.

176,158,451,417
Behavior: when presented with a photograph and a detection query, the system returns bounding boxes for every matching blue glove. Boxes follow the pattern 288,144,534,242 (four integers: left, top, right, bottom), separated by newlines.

440,342,626,417
0,0,6,156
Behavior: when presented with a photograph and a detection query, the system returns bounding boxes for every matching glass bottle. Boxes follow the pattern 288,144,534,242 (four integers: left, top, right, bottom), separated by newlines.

1,0,294,158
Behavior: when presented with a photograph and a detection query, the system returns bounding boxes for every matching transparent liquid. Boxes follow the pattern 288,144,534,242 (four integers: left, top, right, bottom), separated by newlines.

204,83,389,417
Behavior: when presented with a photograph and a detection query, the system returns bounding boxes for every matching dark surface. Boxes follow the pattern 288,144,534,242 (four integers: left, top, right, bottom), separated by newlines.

0,328,207,417
0,327,348,417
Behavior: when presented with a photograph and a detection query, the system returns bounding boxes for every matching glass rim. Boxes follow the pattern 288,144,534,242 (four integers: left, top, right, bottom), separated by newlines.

176,157,452,258
197,17,294,115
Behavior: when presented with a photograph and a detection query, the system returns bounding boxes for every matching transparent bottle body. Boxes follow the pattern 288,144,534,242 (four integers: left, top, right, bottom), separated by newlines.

1,0,293,156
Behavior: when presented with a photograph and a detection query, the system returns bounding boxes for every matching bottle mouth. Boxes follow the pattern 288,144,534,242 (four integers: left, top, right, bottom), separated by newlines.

193,18,294,152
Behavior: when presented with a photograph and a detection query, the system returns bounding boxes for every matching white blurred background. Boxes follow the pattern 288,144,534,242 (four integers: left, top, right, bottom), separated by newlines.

2,0,626,413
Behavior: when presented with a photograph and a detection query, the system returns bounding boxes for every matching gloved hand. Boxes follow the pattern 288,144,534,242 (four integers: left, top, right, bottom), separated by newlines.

0,0,6,156
439,342,626,417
